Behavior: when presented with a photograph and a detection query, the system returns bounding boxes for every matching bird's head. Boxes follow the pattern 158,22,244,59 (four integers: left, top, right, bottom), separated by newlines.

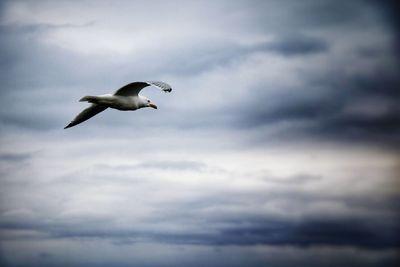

139,96,157,109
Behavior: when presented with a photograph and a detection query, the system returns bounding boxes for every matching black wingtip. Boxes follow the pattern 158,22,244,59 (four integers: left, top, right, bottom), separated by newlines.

64,123,72,129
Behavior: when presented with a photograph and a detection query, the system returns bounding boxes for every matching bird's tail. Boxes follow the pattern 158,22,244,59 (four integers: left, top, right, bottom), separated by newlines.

79,95,99,103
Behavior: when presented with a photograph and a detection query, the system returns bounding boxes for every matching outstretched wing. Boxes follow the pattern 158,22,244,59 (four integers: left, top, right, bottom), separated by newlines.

147,81,172,92
114,81,172,96
64,104,108,129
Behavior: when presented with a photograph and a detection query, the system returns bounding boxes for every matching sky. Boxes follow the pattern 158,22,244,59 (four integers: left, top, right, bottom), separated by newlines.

0,0,399,266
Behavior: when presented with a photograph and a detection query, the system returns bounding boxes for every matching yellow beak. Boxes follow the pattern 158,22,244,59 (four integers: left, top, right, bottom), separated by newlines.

149,103,158,109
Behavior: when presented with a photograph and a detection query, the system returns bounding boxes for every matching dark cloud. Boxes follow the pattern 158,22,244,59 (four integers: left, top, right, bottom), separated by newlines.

1,212,398,249
235,51,400,147
163,34,329,76
368,0,400,56
1,182,398,250
217,218,399,248
0,152,31,162
0,112,59,130
296,1,368,27
0,24,81,90
262,174,321,184
264,34,329,56
1,1,399,267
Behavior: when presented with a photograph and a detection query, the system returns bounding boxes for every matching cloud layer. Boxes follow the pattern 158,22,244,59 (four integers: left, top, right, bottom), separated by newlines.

0,1,399,266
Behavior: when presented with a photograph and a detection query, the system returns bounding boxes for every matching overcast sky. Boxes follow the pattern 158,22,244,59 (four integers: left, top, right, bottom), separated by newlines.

0,1,399,266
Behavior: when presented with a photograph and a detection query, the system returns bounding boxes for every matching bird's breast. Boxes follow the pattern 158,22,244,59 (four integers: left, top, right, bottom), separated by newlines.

109,96,139,111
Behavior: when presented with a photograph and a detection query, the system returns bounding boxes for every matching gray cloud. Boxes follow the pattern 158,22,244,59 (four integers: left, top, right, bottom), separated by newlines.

0,152,31,162
368,0,400,57
233,49,400,147
1,1,399,267
1,194,398,249
95,160,208,172
264,34,329,56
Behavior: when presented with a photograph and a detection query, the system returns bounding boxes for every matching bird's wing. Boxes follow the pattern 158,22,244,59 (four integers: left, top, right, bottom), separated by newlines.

113,81,172,96
147,81,173,92
64,104,108,129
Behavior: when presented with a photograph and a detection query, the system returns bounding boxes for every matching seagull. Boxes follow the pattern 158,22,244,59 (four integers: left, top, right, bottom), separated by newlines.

64,81,172,129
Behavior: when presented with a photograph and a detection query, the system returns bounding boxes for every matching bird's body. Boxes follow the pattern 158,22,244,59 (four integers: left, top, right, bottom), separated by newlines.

80,94,142,110
64,81,172,129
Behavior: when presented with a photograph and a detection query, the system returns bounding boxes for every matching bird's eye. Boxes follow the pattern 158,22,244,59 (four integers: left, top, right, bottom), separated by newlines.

147,100,150,103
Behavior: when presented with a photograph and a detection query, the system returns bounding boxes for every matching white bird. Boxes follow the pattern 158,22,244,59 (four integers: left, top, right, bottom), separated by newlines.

64,81,172,129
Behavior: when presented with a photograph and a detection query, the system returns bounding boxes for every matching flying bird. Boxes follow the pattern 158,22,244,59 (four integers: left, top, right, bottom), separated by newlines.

64,81,172,129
